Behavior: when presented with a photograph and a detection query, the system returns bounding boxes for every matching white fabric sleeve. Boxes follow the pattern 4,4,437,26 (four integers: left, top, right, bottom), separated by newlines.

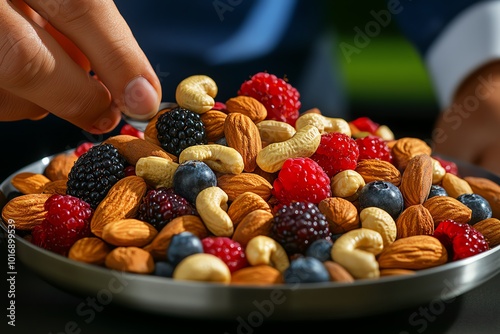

426,1,500,108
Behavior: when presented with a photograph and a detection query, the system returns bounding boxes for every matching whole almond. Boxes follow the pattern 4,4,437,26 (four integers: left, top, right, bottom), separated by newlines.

11,172,51,194
395,204,434,238
101,218,158,247
399,154,433,207
380,269,416,276
224,113,262,172
231,265,282,285
41,179,68,195
68,237,111,265
391,137,432,171
90,176,147,238
423,196,472,226
473,217,500,247
44,152,78,181
217,173,273,202
232,209,274,247
318,197,359,234
463,176,500,219
355,159,401,186
225,95,267,123
377,235,448,270
103,134,177,165
105,246,155,274
2,193,51,230
441,173,473,198
200,109,227,142
323,261,355,283
227,191,271,227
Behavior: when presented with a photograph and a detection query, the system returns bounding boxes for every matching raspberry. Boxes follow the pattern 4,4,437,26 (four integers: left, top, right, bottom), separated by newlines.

124,165,136,177
433,219,490,261
432,155,459,176
272,157,331,205
272,201,331,255
201,236,248,272
238,72,301,126
120,123,144,139
74,142,94,157
310,132,359,177
350,116,379,134
138,187,197,230
212,101,227,112
355,135,392,162
31,194,93,255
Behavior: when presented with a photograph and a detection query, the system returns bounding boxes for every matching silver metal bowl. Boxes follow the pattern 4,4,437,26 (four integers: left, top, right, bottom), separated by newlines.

1,153,499,321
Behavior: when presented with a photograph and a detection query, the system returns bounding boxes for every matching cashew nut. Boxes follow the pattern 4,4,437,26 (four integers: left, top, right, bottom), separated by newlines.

256,120,296,144
175,75,218,114
179,144,244,174
330,169,365,200
135,156,179,188
295,113,351,137
331,228,383,279
359,207,397,247
245,235,290,273
256,124,321,173
195,186,233,236
374,125,395,141
173,253,231,284
431,157,446,184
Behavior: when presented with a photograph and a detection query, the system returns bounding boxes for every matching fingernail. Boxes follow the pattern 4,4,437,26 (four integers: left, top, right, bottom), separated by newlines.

90,115,118,134
122,76,159,120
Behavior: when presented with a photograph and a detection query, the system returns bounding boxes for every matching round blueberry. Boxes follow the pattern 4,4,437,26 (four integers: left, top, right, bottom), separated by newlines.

358,180,404,220
456,193,492,225
305,239,333,262
173,160,217,204
166,231,203,266
427,185,448,199
153,261,175,278
283,256,330,284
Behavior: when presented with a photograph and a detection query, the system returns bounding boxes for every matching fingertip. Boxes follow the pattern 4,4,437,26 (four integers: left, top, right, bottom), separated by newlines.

87,110,122,134
120,76,160,121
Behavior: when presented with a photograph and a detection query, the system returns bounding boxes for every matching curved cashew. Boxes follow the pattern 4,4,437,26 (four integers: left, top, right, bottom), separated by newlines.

135,156,179,188
179,144,244,174
256,120,296,144
431,157,446,184
295,113,351,137
331,228,383,279
245,235,290,273
173,253,231,284
374,125,395,141
195,186,233,236
175,75,218,114
359,207,396,247
256,124,321,173
330,169,365,200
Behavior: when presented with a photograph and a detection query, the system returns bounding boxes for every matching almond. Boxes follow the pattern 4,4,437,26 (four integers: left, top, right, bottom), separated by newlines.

232,209,274,247
44,152,78,181
355,159,401,186
395,204,434,238
231,265,282,285
323,261,355,283
41,179,67,195
11,172,51,194
379,268,416,276
217,173,273,202
377,235,448,270
441,172,473,198
224,113,262,172
423,196,472,226
463,176,500,219
318,197,359,234
90,176,147,238
103,134,177,165
143,215,209,260
1,193,51,230
105,246,155,274
68,237,111,265
101,218,158,247
200,109,227,142
225,95,267,123
399,154,433,207
391,137,432,171
227,191,271,227
473,217,500,247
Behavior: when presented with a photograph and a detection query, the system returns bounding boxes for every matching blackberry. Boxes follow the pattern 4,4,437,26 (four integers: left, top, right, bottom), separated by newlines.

66,143,126,209
272,202,331,255
138,187,197,230
156,107,207,156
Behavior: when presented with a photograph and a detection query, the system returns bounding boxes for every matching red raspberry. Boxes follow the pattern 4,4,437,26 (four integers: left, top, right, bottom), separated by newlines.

272,157,331,205
238,72,301,126
350,116,379,134
74,142,94,157
432,155,459,176
124,165,136,177
310,132,359,178
211,101,227,112
356,135,392,163
201,236,248,272
433,219,489,261
120,123,144,139
31,194,93,256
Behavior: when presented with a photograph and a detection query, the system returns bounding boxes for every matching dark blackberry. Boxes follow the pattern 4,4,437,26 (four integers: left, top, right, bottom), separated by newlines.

272,202,332,255
156,107,207,156
66,143,126,209
137,187,197,230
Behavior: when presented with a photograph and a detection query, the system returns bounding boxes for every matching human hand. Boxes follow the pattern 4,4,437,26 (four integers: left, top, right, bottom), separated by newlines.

432,61,500,175
0,0,161,134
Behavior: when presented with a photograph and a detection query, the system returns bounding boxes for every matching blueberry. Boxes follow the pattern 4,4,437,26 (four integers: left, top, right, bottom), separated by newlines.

358,180,404,220
305,239,333,262
427,185,448,199
166,231,203,266
283,257,330,284
154,261,175,278
173,160,217,204
456,193,492,225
